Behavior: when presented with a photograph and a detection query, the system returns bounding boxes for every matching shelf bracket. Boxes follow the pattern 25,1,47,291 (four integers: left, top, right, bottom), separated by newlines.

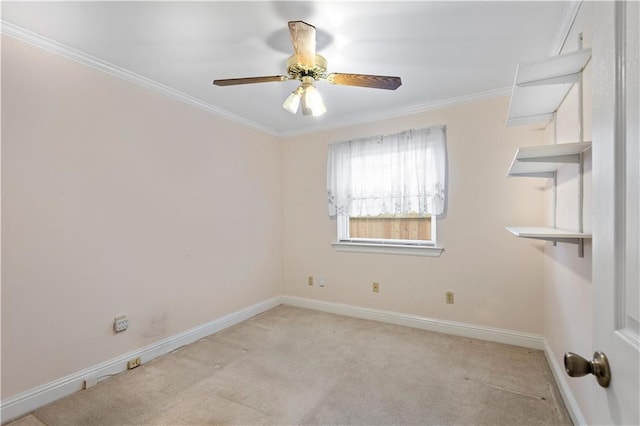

518,154,581,164
526,236,582,245
516,72,580,87
578,238,584,258
506,113,555,127
547,236,584,257
553,171,558,247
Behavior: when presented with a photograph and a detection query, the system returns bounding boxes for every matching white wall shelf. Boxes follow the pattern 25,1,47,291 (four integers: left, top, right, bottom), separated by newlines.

507,141,592,177
506,49,592,127
505,226,591,257
505,226,591,241
505,46,591,257
506,140,591,257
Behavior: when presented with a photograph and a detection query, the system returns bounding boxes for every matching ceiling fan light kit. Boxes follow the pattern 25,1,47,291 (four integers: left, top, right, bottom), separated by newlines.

213,21,402,117
283,76,326,116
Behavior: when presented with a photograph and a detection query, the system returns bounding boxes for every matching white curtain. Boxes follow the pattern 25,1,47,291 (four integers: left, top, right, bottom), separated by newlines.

327,125,447,218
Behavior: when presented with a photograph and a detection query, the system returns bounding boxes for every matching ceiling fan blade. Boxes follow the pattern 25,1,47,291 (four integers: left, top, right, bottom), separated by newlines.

288,21,316,68
327,73,402,90
213,76,289,86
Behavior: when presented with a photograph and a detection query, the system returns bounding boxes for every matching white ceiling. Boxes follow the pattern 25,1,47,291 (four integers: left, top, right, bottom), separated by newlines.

1,1,573,136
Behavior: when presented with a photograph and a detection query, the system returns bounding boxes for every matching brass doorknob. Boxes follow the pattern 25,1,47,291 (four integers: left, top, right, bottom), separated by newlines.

564,351,611,388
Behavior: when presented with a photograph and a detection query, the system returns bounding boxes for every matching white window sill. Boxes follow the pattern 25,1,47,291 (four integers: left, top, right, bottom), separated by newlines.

332,242,444,257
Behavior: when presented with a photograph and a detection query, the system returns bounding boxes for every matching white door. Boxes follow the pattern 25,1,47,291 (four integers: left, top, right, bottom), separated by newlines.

592,1,640,424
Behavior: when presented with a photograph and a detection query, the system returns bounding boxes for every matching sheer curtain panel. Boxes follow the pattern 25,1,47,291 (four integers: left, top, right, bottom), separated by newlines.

327,126,447,218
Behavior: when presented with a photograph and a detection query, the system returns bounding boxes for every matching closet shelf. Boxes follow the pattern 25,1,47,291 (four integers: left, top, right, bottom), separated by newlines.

507,141,592,178
505,226,591,243
506,48,592,127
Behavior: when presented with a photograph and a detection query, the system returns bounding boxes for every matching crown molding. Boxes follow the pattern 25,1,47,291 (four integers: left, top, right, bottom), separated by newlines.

277,86,512,138
0,19,279,137
548,0,582,56
1,17,548,139
1,19,511,138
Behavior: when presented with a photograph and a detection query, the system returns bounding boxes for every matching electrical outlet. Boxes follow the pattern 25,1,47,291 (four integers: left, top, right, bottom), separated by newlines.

372,282,380,293
114,315,128,333
127,357,142,369
446,291,454,304
308,276,314,286
319,277,326,287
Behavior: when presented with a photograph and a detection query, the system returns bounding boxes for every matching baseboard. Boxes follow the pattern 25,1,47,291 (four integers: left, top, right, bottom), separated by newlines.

281,296,544,350
543,339,588,425
1,295,546,423
0,296,281,424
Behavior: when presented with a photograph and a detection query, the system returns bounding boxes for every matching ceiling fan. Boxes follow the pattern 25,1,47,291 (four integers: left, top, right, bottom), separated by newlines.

213,21,402,117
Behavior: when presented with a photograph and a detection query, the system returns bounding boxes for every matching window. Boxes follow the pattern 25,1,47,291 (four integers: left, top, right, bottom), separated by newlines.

327,126,447,256
338,214,436,245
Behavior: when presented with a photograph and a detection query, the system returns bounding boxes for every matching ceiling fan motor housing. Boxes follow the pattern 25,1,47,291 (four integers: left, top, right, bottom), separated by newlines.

287,54,327,81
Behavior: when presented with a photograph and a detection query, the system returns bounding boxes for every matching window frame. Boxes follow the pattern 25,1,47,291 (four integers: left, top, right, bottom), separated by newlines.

333,213,444,257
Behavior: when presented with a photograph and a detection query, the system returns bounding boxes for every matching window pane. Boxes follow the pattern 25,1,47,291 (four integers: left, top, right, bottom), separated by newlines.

349,216,431,241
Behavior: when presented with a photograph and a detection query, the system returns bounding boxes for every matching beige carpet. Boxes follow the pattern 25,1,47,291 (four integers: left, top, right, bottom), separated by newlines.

7,305,571,425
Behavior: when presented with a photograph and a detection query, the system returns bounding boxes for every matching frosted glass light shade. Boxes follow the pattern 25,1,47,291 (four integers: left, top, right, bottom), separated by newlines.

282,87,303,114
301,84,326,116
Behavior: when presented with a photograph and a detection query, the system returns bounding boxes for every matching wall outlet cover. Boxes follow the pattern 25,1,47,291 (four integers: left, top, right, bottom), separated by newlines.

127,357,142,370
446,291,454,304
114,315,129,333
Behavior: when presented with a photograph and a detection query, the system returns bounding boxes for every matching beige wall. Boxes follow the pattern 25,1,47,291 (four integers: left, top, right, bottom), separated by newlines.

2,17,588,409
281,96,547,333
542,3,593,422
1,36,283,398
